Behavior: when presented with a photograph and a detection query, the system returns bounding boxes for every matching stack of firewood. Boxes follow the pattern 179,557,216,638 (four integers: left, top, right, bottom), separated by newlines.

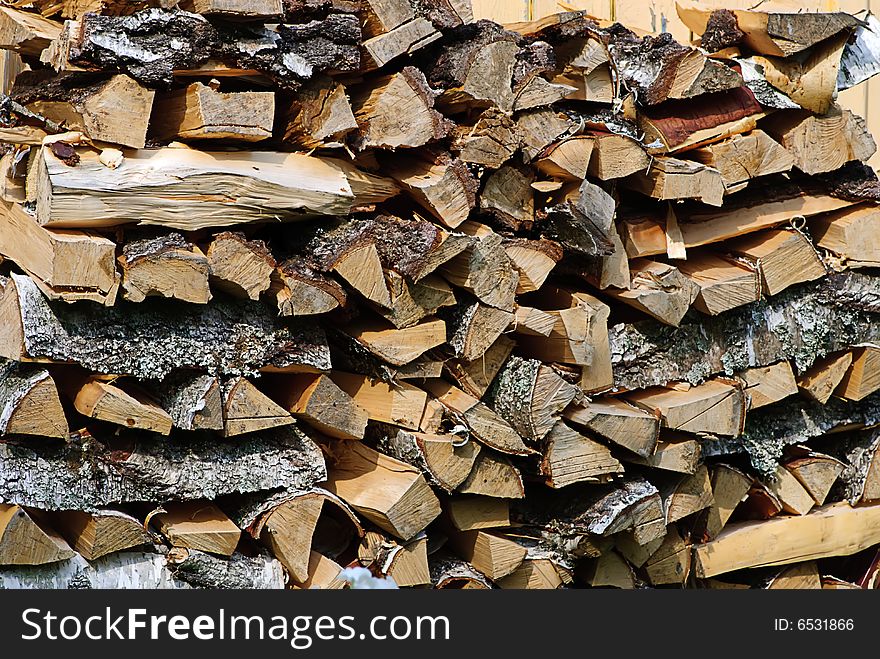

0,0,879,590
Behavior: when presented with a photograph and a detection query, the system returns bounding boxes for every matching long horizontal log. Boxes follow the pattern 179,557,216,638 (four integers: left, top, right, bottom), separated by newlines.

0,425,326,510
0,548,285,589
30,145,398,230
609,271,880,390
0,273,330,380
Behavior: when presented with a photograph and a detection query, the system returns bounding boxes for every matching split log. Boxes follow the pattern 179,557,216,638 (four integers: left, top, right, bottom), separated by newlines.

267,373,367,440
205,232,275,301
0,505,74,566
324,439,441,541
644,528,691,586
608,270,880,391
169,549,285,590
606,260,700,327
563,397,659,458
221,376,293,437
385,153,476,229
831,432,880,505
280,78,358,149
178,0,283,19
479,164,534,232
694,501,880,578
785,452,846,506
504,239,562,294
438,221,517,312
0,549,239,589
271,260,347,317
0,426,326,510
486,356,579,443
585,132,650,181
451,107,518,169
228,488,361,584
539,179,616,259
381,273,456,330
362,18,440,71
0,198,118,305
360,531,431,587
536,136,594,181
379,429,481,492
582,551,635,589
55,10,361,88
151,82,275,142
329,372,427,430
444,529,526,581
429,554,492,589
836,346,880,402
540,421,624,489
626,436,701,475
119,233,211,304
768,465,816,516
153,372,224,432
0,6,61,57
766,562,821,590
446,496,509,531
624,157,725,207
66,375,173,435
676,252,760,316
607,26,742,106
151,500,241,557
50,509,151,561
704,464,753,541
0,361,67,439
28,145,399,230
689,129,794,193
625,380,746,437
344,317,446,367
677,3,860,58
13,71,154,148
456,450,524,499
762,106,876,176
421,379,532,456
660,465,714,524
351,67,451,149
443,335,514,399
516,108,576,162
498,559,564,589
726,228,826,297
811,204,880,268
738,360,798,410
0,272,332,379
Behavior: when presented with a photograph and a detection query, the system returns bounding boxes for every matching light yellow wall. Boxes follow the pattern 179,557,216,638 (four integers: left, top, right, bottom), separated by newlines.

471,0,879,167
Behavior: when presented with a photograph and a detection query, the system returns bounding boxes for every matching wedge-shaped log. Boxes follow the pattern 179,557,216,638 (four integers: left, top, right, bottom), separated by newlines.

221,377,293,437
625,435,701,475
50,509,151,561
456,450,524,499
625,380,746,437
119,233,211,304
28,145,398,230
606,260,700,327
345,317,446,367
329,372,426,431
0,273,331,380
422,379,532,457
835,346,880,402
151,82,275,142
0,426,326,510
324,440,441,541
765,465,814,516
540,421,623,489
0,199,117,304
230,488,361,585
624,157,725,206
676,252,760,316
271,260,347,317
0,505,74,566
280,78,358,149
690,130,793,193
812,204,880,268
0,6,61,56
504,239,562,295
67,375,173,435
563,397,659,458
14,71,154,148
205,232,275,301
380,429,481,492
151,500,241,557
695,502,880,578
0,361,67,439
738,360,798,409
360,531,431,587
704,464,752,540
726,228,826,297
785,452,845,506
446,496,509,532
444,529,526,581
153,372,224,431
385,153,476,230
267,373,367,440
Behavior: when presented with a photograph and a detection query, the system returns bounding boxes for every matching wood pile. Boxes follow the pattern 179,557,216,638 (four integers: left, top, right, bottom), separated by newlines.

0,0,879,590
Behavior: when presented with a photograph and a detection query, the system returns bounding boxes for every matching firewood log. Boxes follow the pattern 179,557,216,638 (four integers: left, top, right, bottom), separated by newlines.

624,156,725,206
271,260,347,317
764,465,815,516
430,553,492,589
625,436,701,475
480,164,534,231
829,431,880,505
13,71,154,148
0,272,332,379
498,558,565,589
451,106,518,168
324,439,441,541
811,204,880,268
737,360,798,409
444,528,526,581
118,233,211,304
443,298,512,363
64,374,174,435
644,528,692,586
266,373,368,440
0,506,75,566
625,379,746,437
205,232,275,301
835,346,880,402
582,551,635,589
438,221,517,311
606,260,700,327
540,421,624,489
704,465,753,540
178,0,283,19
659,464,714,524
675,252,761,316
0,361,67,439
27,145,399,230
168,549,286,589
725,228,827,297
49,509,152,561
379,428,481,492
329,371,427,430
445,496,510,531
689,129,794,193
221,376,293,437
0,6,61,57
385,153,477,229
153,372,224,431
564,397,659,458
150,500,241,557
784,451,846,506
151,82,275,142
0,426,326,510
279,77,358,149
456,450,524,499
443,335,514,399
766,562,821,590
504,239,563,294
